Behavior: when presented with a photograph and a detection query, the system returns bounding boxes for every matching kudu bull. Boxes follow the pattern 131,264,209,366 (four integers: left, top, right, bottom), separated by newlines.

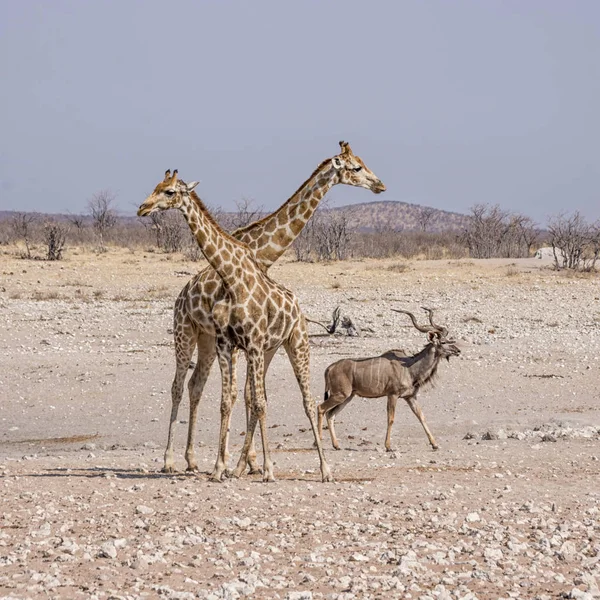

318,308,461,452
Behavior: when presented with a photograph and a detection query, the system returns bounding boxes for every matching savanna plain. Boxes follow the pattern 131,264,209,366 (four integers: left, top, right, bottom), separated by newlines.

1,249,599,600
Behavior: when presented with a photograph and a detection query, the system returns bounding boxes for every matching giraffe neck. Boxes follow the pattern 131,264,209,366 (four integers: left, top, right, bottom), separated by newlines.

180,191,255,289
233,159,339,268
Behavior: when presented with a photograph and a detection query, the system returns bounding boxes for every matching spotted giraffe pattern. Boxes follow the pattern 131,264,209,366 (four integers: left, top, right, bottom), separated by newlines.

139,171,338,482
149,143,385,475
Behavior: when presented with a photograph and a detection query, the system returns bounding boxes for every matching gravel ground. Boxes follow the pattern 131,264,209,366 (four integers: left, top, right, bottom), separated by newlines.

1,249,599,599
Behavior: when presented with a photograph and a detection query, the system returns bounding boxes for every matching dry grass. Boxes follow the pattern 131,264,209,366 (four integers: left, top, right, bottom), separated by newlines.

31,290,61,301
387,262,411,273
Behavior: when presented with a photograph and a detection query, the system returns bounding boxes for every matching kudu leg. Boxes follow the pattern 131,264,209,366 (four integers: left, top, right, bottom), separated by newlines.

405,396,439,450
318,395,353,450
385,395,398,452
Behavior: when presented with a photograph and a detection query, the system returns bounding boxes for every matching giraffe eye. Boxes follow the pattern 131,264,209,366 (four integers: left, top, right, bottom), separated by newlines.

165,190,175,196
353,166,362,172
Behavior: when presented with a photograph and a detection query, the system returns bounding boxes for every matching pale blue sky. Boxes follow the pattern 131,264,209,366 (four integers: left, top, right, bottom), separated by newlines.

1,1,599,223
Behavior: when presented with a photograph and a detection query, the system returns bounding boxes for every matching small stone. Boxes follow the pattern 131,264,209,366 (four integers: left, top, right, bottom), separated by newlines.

135,505,154,515
465,512,480,523
99,541,117,559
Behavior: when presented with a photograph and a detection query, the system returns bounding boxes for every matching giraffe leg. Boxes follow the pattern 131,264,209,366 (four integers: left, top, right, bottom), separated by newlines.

210,339,235,481
242,349,277,474
184,333,216,471
233,349,274,482
285,323,332,483
385,395,398,452
405,395,439,450
223,347,239,467
163,323,197,473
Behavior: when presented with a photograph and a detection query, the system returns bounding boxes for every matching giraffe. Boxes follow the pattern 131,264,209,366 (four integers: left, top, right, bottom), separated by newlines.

163,142,385,474
137,170,343,482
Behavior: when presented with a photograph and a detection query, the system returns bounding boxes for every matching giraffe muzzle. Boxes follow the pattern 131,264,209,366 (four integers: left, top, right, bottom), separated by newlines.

137,203,154,217
372,179,386,194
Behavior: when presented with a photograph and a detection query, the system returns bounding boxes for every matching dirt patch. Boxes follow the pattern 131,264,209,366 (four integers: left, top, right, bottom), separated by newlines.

1,250,599,598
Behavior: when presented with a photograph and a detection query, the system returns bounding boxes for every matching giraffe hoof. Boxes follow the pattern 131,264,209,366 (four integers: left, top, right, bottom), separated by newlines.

262,474,276,483
185,465,200,473
231,467,245,479
432,445,439,451
333,445,341,451
162,465,177,474
247,466,263,475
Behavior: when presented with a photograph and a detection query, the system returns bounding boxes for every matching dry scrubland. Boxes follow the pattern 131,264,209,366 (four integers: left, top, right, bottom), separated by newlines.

1,247,600,600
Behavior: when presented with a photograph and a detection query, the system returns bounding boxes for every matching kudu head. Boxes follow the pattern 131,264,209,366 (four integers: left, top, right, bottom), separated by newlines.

392,307,461,361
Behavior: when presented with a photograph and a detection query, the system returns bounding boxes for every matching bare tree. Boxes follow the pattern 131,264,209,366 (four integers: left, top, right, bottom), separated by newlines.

547,212,598,271
459,204,535,259
293,200,352,262
140,212,164,248
416,206,436,232
88,190,117,251
315,211,351,261
43,221,68,260
513,215,538,257
11,212,37,258
66,212,86,233
229,197,264,230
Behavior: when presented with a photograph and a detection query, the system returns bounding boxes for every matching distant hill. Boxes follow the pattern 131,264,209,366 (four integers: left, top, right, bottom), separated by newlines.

324,200,469,233
0,201,470,233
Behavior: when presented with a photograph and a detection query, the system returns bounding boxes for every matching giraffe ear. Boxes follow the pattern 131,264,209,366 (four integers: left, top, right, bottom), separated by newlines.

332,156,344,170
186,181,199,192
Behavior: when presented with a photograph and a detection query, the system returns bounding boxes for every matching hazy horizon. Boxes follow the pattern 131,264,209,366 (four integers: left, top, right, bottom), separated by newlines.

1,1,599,225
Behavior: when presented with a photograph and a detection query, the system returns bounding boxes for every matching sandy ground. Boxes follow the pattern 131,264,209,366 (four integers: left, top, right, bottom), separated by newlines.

1,247,599,600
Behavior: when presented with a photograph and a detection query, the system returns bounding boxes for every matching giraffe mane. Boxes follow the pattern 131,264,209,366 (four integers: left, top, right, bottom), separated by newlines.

186,189,249,248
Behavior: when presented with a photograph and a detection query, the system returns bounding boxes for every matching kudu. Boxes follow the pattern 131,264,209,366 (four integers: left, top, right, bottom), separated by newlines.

318,308,460,452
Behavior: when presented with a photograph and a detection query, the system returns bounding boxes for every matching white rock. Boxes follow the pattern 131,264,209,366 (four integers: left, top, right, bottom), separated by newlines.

99,541,117,559
136,505,154,515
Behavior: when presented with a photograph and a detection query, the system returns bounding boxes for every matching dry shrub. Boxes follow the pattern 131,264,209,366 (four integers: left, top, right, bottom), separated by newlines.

350,230,467,260
387,262,411,273
31,290,61,301
44,221,68,260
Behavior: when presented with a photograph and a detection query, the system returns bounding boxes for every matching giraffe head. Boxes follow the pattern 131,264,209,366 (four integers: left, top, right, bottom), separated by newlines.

137,170,200,216
332,141,386,194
